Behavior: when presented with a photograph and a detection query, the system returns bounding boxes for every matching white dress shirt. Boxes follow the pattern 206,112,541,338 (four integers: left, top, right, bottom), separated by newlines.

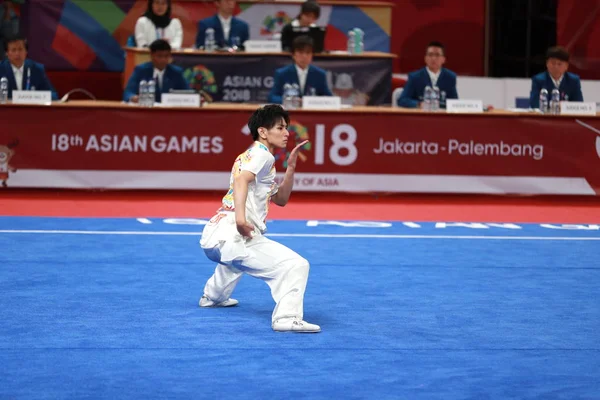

134,16,183,49
11,64,23,91
551,75,563,89
295,65,308,93
426,67,441,87
218,14,232,41
291,19,317,28
154,68,165,90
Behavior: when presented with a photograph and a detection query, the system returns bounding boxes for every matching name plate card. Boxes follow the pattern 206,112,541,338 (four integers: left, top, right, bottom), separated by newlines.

302,96,342,110
244,40,282,53
560,102,596,116
446,99,483,113
161,93,201,107
12,90,52,105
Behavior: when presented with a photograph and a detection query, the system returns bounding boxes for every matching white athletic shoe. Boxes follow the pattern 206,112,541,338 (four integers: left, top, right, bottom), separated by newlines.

199,295,239,308
272,318,321,333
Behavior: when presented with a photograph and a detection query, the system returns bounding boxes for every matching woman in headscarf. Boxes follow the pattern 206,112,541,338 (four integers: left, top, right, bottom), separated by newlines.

135,0,183,49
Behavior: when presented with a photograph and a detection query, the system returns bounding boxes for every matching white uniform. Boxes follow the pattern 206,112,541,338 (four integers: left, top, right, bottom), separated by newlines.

200,142,310,323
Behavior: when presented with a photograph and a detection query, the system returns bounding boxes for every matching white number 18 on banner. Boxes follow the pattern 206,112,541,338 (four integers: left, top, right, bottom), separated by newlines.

241,123,358,166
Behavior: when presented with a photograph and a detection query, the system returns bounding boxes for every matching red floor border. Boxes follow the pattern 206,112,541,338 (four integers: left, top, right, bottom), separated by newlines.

2,189,600,223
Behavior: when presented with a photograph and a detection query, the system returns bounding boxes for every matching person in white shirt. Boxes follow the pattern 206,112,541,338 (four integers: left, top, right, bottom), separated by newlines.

281,0,320,52
122,39,189,103
0,0,20,61
397,41,459,108
268,35,332,104
529,46,584,108
0,34,58,100
199,104,320,333
134,0,183,49
194,0,249,50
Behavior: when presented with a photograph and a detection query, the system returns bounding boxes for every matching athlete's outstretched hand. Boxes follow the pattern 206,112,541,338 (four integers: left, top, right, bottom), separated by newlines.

287,140,309,169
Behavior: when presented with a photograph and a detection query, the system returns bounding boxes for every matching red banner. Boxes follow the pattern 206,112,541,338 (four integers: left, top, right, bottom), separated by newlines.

1,104,600,194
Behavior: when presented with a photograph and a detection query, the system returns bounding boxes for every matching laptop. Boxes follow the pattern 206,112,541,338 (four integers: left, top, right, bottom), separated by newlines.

288,26,327,53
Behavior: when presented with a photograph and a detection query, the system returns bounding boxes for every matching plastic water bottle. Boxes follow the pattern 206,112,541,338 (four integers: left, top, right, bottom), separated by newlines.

440,90,447,108
0,77,8,104
431,86,440,111
282,83,293,109
147,79,156,107
539,88,548,113
291,83,302,109
138,80,148,106
205,28,216,52
231,36,241,50
347,30,355,55
550,88,560,115
422,86,433,111
353,28,364,54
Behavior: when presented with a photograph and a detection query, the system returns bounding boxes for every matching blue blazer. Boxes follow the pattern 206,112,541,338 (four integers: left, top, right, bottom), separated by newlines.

0,59,58,100
397,67,458,108
529,71,583,108
123,62,190,102
268,64,332,104
195,15,249,49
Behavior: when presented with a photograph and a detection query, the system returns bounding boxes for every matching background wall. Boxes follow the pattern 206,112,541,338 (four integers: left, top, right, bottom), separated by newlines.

15,0,600,100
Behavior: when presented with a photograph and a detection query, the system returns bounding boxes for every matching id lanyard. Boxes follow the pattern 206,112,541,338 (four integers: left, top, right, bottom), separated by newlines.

156,28,163,40
25,68,31,91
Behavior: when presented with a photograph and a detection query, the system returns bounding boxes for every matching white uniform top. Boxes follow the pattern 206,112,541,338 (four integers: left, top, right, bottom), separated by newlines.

220,141,278,232
134,16,183,49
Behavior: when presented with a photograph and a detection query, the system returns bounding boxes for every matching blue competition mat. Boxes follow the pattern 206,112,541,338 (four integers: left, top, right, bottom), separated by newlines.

1,217,599,399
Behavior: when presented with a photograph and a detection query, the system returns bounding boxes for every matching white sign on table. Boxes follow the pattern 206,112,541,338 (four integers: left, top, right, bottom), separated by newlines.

302,96,342,110
12,90,52,105
446,99,483,113
161,93,201,107
244,40,282,53
560,102,596,116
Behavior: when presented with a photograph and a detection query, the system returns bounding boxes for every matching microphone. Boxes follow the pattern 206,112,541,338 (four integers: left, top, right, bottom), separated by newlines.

60,88,97,103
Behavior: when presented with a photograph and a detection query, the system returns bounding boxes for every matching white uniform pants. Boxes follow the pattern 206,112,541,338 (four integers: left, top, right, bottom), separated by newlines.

200,214,310,323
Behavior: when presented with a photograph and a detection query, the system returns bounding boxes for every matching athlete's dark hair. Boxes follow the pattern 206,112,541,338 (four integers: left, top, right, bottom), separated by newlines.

248,104,290,141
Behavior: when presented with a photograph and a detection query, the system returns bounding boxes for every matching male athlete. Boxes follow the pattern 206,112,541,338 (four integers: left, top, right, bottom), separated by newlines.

199,104,320,333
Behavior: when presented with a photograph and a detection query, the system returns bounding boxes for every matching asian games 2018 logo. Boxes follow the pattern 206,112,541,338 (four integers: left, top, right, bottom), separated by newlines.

274,120,311,167
261,11,292,35
183,65,218,97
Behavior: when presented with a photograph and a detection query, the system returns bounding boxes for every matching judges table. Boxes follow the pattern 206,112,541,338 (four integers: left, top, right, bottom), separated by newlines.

124,47,395,105
1,101,599,195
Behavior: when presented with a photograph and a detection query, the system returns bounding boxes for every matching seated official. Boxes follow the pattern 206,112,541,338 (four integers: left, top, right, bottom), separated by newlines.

268,35,332,104
135,0,183,49
280,0,320,52
195,0,249,49
397,41,458,108
529,46,583,108
0,0,20,61
0,34,58,100
123,39,190,103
